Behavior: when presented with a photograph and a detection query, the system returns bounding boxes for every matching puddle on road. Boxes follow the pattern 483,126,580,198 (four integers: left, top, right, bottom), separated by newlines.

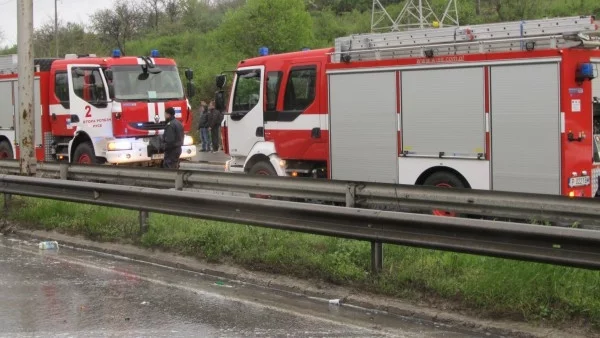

0,236,496,338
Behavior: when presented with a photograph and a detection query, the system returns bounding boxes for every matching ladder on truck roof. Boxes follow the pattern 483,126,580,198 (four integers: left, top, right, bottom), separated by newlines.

332,15,600,63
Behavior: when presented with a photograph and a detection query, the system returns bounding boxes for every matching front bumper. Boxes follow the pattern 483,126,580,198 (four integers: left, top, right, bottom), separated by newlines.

105,137,196,164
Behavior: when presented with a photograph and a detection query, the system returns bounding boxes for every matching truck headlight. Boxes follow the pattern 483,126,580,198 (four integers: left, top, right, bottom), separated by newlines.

183,135,194,146
107,140,132,151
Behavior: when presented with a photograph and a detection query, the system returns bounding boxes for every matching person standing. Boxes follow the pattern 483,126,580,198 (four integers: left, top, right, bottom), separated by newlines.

161,107,184,169
207,100,223,153
197,101,210,152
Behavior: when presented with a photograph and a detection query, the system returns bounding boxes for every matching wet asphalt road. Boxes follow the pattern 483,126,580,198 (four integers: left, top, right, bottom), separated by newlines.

0,236,492,338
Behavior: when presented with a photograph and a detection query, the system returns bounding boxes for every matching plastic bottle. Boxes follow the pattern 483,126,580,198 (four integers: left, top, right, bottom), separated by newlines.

38,241,59,250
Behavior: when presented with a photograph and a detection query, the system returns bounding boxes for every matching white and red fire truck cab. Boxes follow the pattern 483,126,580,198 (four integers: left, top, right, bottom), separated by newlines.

220,16,600,199
0,49,196,165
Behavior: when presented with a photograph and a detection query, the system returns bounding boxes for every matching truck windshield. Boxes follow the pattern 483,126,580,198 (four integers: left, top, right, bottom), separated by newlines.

111,65,184,101
232,69,261,112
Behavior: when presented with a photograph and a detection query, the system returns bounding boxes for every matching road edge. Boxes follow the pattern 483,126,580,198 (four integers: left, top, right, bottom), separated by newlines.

8,227,585,338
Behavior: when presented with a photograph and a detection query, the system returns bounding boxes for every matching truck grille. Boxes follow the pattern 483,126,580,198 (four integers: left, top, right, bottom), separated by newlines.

593,167,600,196
44,132,54,162
129,122,167,131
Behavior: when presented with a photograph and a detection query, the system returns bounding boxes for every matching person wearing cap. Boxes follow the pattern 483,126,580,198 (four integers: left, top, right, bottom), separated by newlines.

161,107,184,169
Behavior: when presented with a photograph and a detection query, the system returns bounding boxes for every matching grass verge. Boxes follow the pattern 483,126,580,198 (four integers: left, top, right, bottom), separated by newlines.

3,196,600,331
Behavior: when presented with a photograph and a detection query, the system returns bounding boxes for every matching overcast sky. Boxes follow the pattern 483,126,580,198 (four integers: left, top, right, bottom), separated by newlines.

0,0,114,48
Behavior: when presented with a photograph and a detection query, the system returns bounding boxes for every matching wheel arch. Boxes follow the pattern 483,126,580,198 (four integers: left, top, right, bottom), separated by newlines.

69,132,92,161
0,136,14,158
244,153,271,173
242,141,285,176
415,166,471,189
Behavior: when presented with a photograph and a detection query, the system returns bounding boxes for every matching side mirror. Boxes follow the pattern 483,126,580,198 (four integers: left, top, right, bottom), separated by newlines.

148,66,162,74
108,84,115,99
215,90,225,111
185,68,194,81
186,82,196,98
216,74,226,89
104,69,113,81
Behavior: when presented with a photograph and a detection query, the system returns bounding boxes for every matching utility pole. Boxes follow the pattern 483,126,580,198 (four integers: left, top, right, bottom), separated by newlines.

17,0,35,175
55,0,58,57
371,0,459,32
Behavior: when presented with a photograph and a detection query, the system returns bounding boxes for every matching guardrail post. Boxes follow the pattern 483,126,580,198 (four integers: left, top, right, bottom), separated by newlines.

345,183,356,207
59,163,68,180
175,172,184,191
371,242,383,274
346,183,383,274
3,193,11,212
139,210,149,234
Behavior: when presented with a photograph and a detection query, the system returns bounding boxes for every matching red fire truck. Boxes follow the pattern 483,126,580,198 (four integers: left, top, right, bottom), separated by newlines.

0,49,196,165
217,15,600,202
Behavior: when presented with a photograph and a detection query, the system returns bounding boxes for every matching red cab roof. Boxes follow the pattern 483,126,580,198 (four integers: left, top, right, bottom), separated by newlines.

237,48,334,67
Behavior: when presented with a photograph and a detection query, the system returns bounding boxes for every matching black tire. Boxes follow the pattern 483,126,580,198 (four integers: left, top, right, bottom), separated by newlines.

248,161,277,199
72,142,97,165
422,171,465,189
0,140,14,159
422,171,466,217
248,161,277,176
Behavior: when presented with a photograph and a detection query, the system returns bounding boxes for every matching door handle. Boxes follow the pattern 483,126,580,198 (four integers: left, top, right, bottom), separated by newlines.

311,127,321,138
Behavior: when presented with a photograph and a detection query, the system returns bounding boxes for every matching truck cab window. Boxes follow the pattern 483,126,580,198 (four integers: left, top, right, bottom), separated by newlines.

54,72,70,108
71,68,108,106
232,69,261,113
266,71,282,111
283,66,316,112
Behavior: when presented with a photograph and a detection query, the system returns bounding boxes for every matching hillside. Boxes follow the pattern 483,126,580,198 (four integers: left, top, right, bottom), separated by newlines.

1,0,599,105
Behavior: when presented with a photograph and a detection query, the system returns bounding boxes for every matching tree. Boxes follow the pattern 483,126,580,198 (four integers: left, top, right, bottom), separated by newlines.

218,0,314,56
32,20,103,57
90,0,145,55
164,0,181,23
305,0,375,14
180,0,225,33
140,0,164,31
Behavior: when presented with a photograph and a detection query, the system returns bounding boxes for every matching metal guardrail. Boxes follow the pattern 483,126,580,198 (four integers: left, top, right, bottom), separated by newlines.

1,174,599,270
2,160,599,227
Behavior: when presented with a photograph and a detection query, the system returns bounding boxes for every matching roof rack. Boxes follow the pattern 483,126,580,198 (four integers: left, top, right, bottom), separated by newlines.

332,15,600,63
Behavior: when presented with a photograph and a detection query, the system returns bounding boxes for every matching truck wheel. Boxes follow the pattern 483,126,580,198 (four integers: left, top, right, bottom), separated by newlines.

73,142,97,165
422,171,466,217
249,161,277,176
248,161,278,199
0,140,14,159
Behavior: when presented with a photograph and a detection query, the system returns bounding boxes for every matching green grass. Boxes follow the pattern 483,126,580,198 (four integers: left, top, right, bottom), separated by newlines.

3,196,600,330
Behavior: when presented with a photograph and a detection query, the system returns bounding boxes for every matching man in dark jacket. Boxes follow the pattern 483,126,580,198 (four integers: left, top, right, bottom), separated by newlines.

197,101,210,152
161,107,184,169
207,100,223,153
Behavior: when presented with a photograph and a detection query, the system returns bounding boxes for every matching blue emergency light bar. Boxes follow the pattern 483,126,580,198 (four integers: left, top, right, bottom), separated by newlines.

259,47,269,56
112,49,121,58
151,49,160,57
